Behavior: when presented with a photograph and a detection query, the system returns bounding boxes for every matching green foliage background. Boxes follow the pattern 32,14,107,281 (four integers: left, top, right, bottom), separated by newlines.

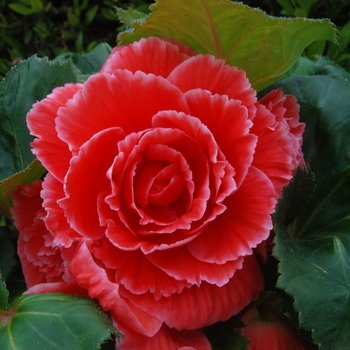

0,0,152,80
1,0,350,81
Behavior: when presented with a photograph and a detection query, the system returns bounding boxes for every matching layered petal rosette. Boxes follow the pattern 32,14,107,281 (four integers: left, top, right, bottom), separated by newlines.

17,37,304,348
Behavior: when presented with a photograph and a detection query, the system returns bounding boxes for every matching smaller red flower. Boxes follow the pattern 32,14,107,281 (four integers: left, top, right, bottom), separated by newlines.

10,180,86,295
241,305,312,350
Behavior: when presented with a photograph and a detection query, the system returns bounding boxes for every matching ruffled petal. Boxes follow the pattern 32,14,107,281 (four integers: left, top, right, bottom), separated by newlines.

119,254,263,331
188,166,275,264
161,38,198,57
92,239,191,299
106,223,201,253
59,127,125,240
69,240,162,337
11,180,45,233
27,83,82,181
17,233,48,287
259,88,305,170
92,237,243,298
41,173,81,247
147,245,244,287
115,323,211,350
167,54,257,118
11,181,77,288
251,102,295,197
100,37,193,77
56,70,190,154
100,187,192,253
11,181,53,287
185,89,257,188
104,217,201,254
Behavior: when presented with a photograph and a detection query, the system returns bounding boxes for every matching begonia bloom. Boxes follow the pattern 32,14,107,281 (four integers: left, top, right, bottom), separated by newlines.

13,37,304,348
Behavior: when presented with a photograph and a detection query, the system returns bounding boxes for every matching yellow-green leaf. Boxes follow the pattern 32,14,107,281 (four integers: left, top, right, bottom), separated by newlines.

118,0,337,90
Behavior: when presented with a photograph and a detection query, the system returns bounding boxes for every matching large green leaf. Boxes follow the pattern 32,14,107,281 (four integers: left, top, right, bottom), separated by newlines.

272,72,350,349
118,0,336,90
0,293,118,350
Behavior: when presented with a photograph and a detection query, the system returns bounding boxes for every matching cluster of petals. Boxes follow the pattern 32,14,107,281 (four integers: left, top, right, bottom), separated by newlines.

11,180,86,296
12,37,304,349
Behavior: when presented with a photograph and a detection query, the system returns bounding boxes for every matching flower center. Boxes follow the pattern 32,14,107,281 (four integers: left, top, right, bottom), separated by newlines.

136,161,186,207
150,180,168,194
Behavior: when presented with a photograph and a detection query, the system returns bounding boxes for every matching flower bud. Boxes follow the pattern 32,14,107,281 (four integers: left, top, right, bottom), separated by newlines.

241,305,312,350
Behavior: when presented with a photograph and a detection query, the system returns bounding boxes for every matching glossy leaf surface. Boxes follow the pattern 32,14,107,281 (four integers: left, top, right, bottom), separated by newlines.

273,70,350,350
0,293,117,350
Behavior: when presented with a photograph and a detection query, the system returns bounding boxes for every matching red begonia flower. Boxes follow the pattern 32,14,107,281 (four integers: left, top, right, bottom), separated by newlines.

15,36,305,348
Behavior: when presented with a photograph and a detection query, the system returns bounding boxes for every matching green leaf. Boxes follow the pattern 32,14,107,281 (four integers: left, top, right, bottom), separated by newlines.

0,293,119,350
313,56,350,79
118,0,337,91
85,5,99,26
338,21,350,53
54,42,112,76
78,0,89,11
278,56,316,80
67,11,81,27
272,73,350,349
18,0,31,5
30,0,43,12
76,31,84,53
8,3,34,15
277,0,295,16
101,7,117,21
305,39,326,57
0,56,81,181
116,7,148,30
0,159,46,219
